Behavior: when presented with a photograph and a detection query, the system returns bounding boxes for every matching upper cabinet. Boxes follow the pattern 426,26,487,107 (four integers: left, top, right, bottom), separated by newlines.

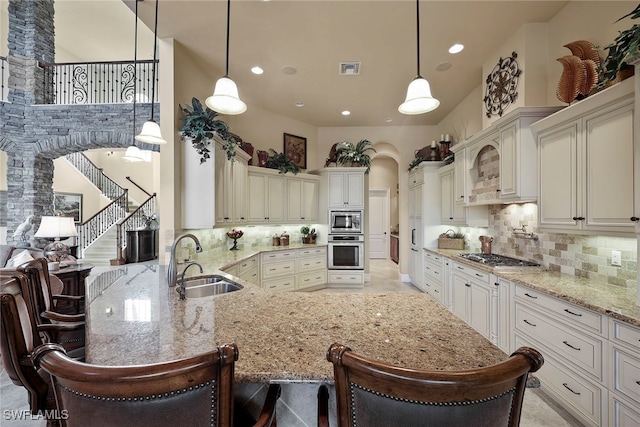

532,79,635,236
182,137,250,229
286,175,319,223
313,168,366,215
454,107,562,206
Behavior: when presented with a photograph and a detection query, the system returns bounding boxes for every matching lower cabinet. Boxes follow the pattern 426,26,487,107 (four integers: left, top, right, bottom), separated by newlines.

260,247,327,291
423,251,442,303
450,262,492,340
609,319,640,427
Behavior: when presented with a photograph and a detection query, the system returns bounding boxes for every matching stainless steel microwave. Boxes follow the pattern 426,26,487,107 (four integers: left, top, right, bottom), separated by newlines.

329,210,363,234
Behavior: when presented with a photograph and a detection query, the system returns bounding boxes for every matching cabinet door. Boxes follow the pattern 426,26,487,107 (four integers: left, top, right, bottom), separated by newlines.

327,173,346,208
440,168,454,223
454,156,466,205
215,146,233,223
346,172,365,207
247,173,267,223
538,122,580,230
232,158,248,223
409,182,423,218
287,178,303,222
450,272,468,321
468,279,491,339
301,179,318,222
500,122,518,198
584,104,635,232
267,175,285,223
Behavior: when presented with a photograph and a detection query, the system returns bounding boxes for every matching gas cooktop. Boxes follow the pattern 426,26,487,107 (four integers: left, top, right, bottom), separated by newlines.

458,253,540,267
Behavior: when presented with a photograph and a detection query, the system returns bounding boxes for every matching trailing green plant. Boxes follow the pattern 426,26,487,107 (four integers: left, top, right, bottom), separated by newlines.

408,157,426,171
266,149,301,175
336,139,376,174
597,4,640,89
179,97,239,164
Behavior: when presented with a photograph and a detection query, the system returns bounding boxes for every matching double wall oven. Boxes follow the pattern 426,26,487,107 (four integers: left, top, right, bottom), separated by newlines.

328,210,364,270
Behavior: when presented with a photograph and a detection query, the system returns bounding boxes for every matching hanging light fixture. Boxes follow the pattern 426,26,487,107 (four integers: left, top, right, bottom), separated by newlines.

399,0,439,115
205,0,247,115
125,0,145,162
135,0,166,144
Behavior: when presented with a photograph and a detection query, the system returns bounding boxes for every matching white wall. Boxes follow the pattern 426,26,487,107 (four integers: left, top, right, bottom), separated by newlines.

369,157,399,229
53,157,106,223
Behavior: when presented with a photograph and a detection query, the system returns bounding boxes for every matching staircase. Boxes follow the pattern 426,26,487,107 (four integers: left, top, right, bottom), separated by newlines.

81,226,118,266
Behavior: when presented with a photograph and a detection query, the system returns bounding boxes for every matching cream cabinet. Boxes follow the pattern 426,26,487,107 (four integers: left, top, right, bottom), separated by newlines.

450,262,492,340
533,78,635,236
260,247,327,291
609,319,640,426
423,251,442,302
215,140,251,224
327,170,365,208
287,176,319,223
247,168,286,223
237,254,260,283
439,164,486,226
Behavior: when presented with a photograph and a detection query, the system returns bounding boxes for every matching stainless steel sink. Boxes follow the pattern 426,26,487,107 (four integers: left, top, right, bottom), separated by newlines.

184,275,244,298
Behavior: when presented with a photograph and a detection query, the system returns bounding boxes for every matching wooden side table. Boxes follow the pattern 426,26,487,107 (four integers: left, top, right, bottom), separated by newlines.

50,263,94,314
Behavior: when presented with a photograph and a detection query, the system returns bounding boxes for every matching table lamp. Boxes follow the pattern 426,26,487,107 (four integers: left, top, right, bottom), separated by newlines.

34,216,78,262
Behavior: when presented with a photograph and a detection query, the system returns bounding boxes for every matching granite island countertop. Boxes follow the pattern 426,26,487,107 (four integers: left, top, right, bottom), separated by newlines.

425,248,640,327
84,245,507,383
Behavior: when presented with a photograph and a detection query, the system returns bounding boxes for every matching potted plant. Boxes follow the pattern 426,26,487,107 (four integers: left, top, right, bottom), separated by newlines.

597,4,640,89
437,229,466,250
336,139,376,174
266,149,300,174
179,97,239,164
300,226,310,243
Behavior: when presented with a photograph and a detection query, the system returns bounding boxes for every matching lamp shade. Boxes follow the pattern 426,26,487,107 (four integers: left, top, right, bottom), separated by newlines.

135,120,167,145
398,77,440,115
205,77,247,115
34,216,78,239
123,146,145,162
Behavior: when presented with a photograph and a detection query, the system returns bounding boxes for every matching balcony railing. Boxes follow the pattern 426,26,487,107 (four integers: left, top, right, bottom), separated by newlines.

1,56,7,102
39,59,158,105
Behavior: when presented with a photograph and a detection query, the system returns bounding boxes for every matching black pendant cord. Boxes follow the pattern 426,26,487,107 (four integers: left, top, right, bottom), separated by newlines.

132,0,138,141
415,0,421,78
149,0,159,120
224,0,230,77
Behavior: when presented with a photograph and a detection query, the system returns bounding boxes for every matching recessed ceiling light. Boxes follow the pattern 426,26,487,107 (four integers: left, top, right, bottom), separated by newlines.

251,66,264,75
449,43,464,54
295,102,304,108
341,111,351,116
282,65,297,75
436,62,452,72
385,118,393,123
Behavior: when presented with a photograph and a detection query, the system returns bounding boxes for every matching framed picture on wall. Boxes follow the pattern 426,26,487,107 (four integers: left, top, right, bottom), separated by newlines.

54,192,82,223
283,133,307,169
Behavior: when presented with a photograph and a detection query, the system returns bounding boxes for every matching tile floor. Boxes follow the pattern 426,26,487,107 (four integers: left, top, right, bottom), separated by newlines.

0,259,583,426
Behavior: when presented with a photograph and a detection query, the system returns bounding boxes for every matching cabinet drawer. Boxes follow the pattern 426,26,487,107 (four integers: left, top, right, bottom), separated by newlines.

328,272,364,284
297,256,326,273
515,285,604,334
611,346,640,405
298,247,327,258
238,266,259,284
452,262,489,283
515,334,603,427
609,394,640,427
261,250,296,262
425,283,442,303
515,303,603,379
262,276,296,292
424,262,442,283
297,270,327,289
610,319,640,353
238,256,259,274
261,259,296,279
424,251,441,263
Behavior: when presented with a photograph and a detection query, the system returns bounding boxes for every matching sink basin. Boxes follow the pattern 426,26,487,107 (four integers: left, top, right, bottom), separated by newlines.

183,276,243,298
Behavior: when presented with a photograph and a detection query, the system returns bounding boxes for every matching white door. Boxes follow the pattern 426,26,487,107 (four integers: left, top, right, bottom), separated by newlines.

368,189,389,259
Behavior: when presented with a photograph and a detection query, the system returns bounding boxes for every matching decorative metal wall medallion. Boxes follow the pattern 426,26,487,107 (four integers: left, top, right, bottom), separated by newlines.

483,51,521,118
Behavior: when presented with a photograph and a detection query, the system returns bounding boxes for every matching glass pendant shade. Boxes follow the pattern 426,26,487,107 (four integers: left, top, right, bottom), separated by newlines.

123,146,145,162
205,77,247,115
135,120,167,144
398,77,440,115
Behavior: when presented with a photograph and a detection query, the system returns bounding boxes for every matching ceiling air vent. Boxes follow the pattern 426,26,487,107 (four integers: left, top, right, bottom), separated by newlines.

339,62,361,75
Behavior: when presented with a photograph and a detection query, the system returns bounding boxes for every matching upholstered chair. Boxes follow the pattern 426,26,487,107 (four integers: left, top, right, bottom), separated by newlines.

322,342,544,427
33,342,281,427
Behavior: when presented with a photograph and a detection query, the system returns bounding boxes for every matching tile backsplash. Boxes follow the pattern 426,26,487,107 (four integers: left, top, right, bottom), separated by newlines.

461,203,637,289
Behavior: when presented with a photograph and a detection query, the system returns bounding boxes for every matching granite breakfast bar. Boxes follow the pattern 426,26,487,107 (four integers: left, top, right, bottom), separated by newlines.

83,247,509,425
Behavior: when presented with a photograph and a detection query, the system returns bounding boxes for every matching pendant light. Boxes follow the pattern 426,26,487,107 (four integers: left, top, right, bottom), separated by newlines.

135,0,166,144
124,0,144,162
205,0,247,115
398,0,439,115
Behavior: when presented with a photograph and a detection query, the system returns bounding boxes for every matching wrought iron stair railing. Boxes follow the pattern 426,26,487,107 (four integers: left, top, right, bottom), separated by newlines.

77,191,129,253
64,152,128,202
